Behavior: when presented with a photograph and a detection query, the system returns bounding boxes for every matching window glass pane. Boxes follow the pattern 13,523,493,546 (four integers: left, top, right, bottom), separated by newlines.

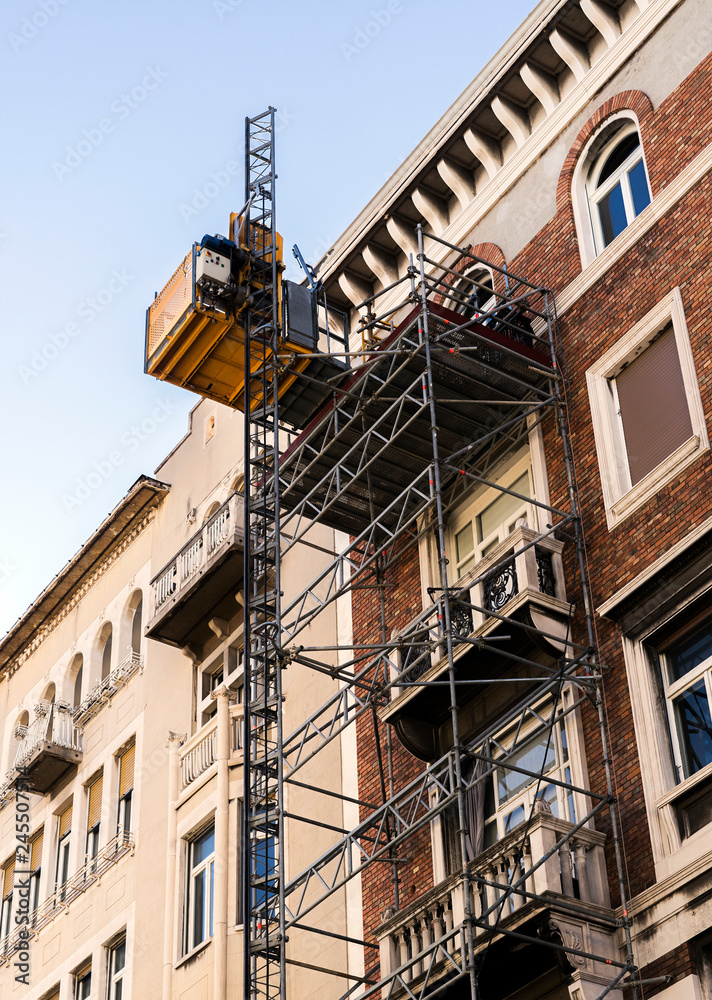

113,939,126,972
668,620,712,680
598,183,627,246
497,730,556,804
114,980,123,1000
455,524,473,565
565,767,576,822
628,159,651,216
596,132,640,185
504,805,525,832
253,837,277,913
675,680,712,777
193,828,215,865
477,472,530,543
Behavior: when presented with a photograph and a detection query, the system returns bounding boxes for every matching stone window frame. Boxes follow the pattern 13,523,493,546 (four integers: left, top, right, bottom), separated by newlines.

572,113,652,265
585,287,708,530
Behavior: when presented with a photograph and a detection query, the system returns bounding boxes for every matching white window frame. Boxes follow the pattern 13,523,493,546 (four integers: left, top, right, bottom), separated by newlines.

484,700,578,844
659,621,712,785
587,122,651,256
447,453,537,582
107,936,126,1000
450,265,495,319
431,688,588,883
586,287,708,530
185,824,215,954
572,112,653,269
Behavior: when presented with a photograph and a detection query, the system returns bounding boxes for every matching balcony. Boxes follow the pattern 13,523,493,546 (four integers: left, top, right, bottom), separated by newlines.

73,651,143,726
381,527,573,760
146,492,245,650
7,700,83,794
0,829,134,964
378,809,616,997
179,704,244,795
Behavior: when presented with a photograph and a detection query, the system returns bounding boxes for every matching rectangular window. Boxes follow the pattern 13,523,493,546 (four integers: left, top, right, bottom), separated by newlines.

86,771,103,861
614,325,692,486
107,936,126,1000
56,802,72,898
586,288,708,528
117,743,134,838
660,617,712,782
29,827,43,917
1,854,15,939
443,703,575,875
74,961,92,1000
449,456,534,580
186,824,215,953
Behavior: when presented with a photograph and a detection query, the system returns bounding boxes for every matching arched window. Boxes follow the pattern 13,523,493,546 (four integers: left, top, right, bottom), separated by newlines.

203,501,221,524
100,625,113,681
450,266,495,318
131,599,143,655
585,122,651,255
71,654,84,708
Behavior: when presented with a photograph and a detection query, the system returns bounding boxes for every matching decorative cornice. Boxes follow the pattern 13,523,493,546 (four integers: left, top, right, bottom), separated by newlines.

4,510,156,679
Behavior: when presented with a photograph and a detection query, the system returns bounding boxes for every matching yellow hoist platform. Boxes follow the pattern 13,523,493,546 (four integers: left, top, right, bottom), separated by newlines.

144,222,346,425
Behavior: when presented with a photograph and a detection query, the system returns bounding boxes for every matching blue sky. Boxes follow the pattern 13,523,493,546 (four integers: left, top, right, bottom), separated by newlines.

0,0,536,635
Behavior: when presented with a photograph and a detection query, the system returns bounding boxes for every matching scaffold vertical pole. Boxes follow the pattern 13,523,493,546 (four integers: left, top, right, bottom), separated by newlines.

242,107,286,1000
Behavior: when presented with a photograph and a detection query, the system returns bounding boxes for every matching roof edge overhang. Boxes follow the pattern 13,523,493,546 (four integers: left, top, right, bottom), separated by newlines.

318,0,568,285
0,475,170,674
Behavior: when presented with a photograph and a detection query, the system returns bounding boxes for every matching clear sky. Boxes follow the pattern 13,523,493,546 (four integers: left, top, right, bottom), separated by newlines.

0,0,536,636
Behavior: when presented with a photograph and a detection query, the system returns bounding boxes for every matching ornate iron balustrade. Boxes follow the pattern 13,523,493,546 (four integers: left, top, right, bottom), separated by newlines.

0,829,134,963
73,651,143,727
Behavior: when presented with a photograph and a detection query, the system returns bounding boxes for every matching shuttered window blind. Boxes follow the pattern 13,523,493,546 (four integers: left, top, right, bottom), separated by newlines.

616,326,693,486
30,829,44,872
119,743,135,797
87,773,103,830
59,803,72,839
2,857,14,899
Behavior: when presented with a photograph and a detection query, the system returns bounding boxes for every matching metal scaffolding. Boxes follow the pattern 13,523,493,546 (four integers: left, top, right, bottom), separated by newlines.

241,190,639,1000
242,107,286,1000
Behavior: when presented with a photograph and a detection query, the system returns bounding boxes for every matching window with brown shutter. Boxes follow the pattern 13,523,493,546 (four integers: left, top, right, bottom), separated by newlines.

615,325,693,486
118,744,134,798
58,802,72,838
87,772,103,831
30,828,43,872
118,742,135,836
2,856,14,900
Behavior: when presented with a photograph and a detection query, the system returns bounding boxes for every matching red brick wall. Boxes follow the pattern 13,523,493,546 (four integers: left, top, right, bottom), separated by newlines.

352,536,435,971
637,942,698,998
352,49,712,974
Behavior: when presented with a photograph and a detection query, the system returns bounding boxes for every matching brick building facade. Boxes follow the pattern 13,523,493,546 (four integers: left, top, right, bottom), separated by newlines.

314,1,712,998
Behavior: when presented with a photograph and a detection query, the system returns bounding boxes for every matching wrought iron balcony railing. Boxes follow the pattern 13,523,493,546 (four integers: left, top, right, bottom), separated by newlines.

0,828,134,964
73,651,143,726
389,526,570,700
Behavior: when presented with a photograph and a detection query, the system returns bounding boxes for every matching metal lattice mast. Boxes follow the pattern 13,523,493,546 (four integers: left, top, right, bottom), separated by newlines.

242,108,286,1000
